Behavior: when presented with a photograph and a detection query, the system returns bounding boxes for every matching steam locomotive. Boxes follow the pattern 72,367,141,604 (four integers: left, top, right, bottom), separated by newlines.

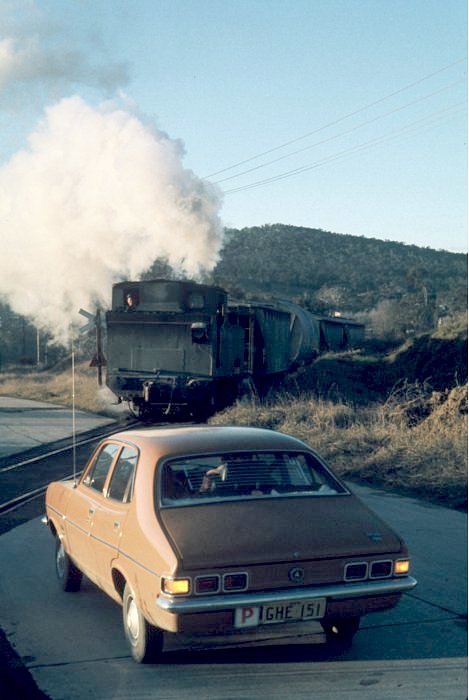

105,279,364,419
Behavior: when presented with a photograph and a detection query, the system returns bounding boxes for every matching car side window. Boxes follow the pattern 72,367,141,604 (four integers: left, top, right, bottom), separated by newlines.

83,443,120,493
107,447,138,503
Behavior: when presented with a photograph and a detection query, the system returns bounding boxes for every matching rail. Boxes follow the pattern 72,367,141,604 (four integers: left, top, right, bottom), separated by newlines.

0,421,140,518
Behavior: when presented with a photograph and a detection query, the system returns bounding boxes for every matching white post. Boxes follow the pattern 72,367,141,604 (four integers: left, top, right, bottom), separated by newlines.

71,333,77,484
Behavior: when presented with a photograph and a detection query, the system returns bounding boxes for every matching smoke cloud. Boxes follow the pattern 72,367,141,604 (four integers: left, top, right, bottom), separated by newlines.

0,1,131,105
0,35,130,96
0,95,224,345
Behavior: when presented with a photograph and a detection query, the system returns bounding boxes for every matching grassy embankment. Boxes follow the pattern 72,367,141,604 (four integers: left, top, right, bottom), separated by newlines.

0,360,126,418
210,322,467,510
0,324,466,510
210,384,467,510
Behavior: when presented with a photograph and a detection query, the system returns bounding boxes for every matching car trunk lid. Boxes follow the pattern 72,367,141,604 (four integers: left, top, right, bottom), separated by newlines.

158,494,403,569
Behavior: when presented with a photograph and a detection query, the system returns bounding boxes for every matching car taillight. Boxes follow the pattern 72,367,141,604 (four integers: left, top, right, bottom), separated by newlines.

370,560,392,578
195,575,220,595
162,577,191,595
394,559,410,576
223,573,248,592
344,558,410,582
344,562,368,581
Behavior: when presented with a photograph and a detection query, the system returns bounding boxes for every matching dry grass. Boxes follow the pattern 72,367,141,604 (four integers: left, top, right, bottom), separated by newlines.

0,361,125,418
209,384,468,510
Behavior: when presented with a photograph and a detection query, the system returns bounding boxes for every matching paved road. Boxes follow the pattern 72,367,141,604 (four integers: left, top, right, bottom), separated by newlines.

0,483,466,699
0,396,116,460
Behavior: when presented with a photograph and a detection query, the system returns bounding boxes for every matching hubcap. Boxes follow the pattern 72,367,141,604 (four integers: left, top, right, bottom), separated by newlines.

56,543,65,578
126,597,140,641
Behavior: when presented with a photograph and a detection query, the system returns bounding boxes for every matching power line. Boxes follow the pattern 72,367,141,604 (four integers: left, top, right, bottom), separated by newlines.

222,102,465,195
205,57,466,180
223,103,465,194
213,78,465,185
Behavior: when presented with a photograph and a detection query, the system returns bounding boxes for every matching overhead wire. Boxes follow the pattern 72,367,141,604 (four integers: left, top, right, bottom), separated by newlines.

205,57,466,180
223,103,465,194
213,78,466,185
222,101,466,195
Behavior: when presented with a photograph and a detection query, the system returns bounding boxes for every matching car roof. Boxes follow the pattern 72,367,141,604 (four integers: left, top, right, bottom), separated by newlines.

106,425,312,460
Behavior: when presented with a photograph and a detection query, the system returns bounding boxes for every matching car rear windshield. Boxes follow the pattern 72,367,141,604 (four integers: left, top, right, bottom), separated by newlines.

160,451,347,506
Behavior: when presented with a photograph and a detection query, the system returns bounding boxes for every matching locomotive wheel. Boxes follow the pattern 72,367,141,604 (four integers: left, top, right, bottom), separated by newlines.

128,402,154,423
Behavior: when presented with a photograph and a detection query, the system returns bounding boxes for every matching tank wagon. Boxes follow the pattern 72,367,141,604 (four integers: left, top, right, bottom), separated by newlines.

105,279,364,419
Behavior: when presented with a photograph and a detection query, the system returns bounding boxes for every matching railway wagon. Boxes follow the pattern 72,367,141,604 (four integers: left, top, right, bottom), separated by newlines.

105,279,364,419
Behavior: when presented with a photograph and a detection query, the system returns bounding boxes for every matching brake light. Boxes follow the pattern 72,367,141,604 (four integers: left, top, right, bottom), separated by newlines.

344,562,368,581
370,560,392,578
195,575,220,595
223,573,248,591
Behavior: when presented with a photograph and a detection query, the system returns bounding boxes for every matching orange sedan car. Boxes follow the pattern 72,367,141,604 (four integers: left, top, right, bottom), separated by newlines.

44,426,417,663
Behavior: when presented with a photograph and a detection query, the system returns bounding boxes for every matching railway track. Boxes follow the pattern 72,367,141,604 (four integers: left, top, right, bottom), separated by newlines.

0,420,140,531
0,417,199,531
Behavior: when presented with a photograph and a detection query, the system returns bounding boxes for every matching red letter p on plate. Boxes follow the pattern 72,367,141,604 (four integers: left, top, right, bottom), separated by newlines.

235,606,260,628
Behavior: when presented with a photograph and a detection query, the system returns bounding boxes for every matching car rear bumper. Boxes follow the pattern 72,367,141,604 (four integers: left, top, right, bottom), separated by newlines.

156,575,417,614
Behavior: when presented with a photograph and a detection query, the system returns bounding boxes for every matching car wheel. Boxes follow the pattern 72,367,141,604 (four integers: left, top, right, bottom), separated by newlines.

123,583,163,663
321,616,360,648
55,538,82,592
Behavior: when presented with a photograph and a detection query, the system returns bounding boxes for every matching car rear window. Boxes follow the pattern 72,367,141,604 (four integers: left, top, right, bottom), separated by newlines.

160,451,347,506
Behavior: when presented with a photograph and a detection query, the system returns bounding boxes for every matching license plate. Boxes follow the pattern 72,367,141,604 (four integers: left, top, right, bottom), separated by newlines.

234,598,326,628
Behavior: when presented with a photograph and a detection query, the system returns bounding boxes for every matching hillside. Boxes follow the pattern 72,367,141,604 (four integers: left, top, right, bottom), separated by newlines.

212,224,467,322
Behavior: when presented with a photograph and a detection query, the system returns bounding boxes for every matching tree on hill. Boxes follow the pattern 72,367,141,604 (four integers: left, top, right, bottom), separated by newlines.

212,224,467,334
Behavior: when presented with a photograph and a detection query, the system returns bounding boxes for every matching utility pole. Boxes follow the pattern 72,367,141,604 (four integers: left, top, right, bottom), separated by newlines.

95,309,103,387
79,308,106,387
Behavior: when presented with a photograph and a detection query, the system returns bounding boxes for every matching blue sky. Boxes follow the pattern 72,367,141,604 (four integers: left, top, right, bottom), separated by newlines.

1,0,467,253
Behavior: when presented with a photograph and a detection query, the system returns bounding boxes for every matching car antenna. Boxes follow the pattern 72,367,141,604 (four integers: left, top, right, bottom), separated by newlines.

71,332,77,486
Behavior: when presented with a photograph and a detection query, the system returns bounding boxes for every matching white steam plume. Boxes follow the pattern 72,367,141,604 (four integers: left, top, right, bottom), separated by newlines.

0,35,130,95
0,96,224,345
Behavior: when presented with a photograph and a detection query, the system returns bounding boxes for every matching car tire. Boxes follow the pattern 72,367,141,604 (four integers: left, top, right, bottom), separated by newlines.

55,538,82,592
123,583,163,663
321,616,360,648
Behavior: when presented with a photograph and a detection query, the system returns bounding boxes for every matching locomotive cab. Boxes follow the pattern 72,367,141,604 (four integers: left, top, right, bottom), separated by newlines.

106,280,244,419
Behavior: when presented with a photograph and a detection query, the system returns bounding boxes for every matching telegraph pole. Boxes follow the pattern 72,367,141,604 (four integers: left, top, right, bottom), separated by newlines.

95,309,103,386
79,308,106,387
